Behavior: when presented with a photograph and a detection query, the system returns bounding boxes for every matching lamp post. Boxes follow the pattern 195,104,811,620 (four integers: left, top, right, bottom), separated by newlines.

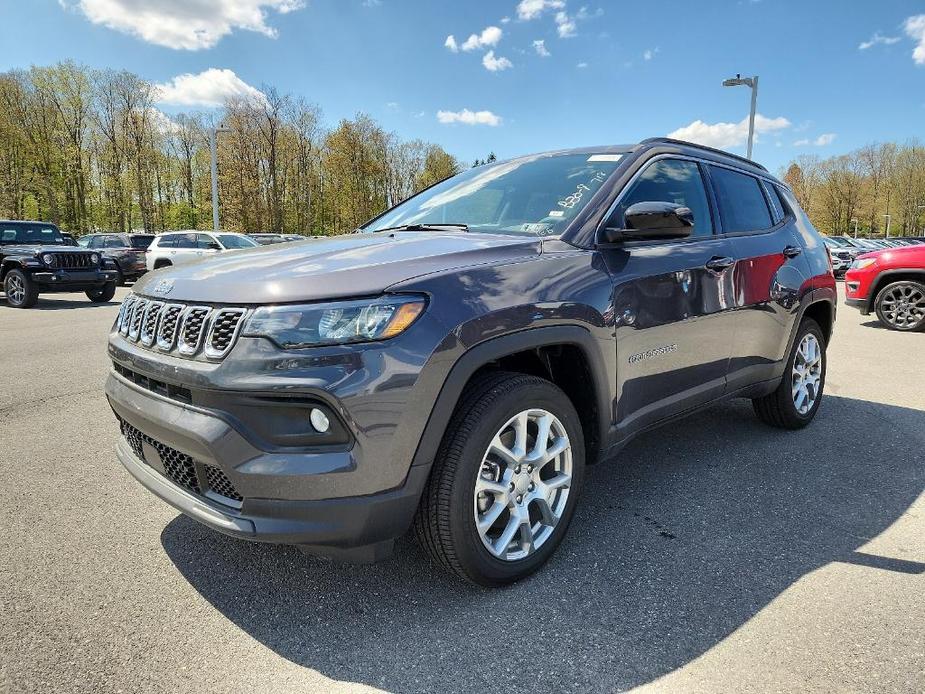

210,125,231,232
722,74,759,160
851,218,859,238
882,214,892,239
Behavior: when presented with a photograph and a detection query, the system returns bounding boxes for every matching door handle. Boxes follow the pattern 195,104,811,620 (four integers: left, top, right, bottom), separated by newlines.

705,256,735,273
783,245,802,258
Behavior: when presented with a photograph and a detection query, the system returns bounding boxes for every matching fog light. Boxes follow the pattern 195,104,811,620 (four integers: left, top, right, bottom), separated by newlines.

309,408,330,433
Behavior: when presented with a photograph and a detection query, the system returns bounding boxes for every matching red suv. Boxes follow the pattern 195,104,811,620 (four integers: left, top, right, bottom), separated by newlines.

845,244,925,331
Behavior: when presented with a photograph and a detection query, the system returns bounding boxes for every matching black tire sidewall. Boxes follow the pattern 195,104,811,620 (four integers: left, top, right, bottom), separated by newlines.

87,282,116,303
445,378,585,586
875,281,925,332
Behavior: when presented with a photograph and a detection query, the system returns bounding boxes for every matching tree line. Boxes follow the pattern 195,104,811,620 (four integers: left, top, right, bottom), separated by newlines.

0,62,462,236
782,141,925,237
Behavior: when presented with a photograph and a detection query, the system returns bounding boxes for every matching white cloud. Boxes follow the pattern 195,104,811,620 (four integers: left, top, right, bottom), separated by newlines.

516,0,565,21
668,114,791,149
155,68,265,107
437,109,502,126
444,34,459,52
643,47,659,61
62,0,304,50
904,14,925,65
858,31,901,50
500,16,511,24
533,39,550,57
555,11,576,37
462,25,503,51
576,62,589,68
146,108,180,134
794,133,836,147
482,50,513,71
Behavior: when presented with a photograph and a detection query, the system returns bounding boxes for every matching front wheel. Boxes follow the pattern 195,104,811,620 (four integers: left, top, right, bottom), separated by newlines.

874,281,925,331
4,269,38,308
414,372,585,586
752,318,826,429
86,282,116,303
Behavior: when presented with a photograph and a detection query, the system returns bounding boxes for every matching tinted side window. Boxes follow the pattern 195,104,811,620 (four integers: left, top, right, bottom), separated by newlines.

710,166,772,233
157,235,177,248
615,159,713,237
174,233,197,249
763,181,785,224
196,234,219,249
104,237,123,248
87,236,102,248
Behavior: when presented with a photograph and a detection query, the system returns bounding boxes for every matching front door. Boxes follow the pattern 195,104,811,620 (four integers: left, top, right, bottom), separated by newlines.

598,157,738,438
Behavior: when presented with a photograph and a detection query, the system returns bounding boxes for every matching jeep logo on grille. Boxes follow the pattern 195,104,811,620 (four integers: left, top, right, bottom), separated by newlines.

151,279,174,296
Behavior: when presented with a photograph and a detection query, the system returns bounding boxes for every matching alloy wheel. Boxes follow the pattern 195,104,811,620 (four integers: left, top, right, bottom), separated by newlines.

6,274,25,305
473,409,572,561
880,284,925,329
791,333,822,415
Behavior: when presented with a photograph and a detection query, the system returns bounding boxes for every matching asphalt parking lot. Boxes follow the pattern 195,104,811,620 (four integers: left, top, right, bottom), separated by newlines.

1,285,922,694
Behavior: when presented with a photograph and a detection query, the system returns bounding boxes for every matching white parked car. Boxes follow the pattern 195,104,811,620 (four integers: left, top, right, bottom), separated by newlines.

146,231,258,271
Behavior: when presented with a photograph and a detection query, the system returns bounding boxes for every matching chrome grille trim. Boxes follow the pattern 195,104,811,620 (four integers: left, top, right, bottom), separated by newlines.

176,306,212,356
156,304,185,351
204,308,248,359
140,301,165,347
117,296,135,335
127,298,148,341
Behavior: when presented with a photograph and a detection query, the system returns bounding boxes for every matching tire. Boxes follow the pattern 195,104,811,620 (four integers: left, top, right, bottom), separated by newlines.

86,282,116,303
873,280,925,332
414,371,585,587
154,259,171,269
4,268,38,308
752,318,826,429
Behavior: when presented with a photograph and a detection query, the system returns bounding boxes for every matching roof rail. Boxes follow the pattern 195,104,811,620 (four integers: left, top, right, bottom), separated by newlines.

639,137,769,172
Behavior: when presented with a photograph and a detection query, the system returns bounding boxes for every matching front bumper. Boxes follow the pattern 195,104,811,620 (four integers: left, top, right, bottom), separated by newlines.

106,371,428,558
33,269,118,289
844,296,869,314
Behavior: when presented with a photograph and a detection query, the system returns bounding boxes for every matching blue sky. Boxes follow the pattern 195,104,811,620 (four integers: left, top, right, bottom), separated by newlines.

2,0,924,174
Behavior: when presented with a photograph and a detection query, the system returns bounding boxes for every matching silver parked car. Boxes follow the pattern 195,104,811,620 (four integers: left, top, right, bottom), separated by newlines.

146,231,258,271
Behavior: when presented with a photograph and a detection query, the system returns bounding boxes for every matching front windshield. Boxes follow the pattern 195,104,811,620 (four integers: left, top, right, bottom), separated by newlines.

217,234,259,249
364,152,625,237
0,222,64,245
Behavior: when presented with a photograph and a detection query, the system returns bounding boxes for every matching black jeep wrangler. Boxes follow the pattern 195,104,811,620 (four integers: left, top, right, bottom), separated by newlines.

1,220,119,308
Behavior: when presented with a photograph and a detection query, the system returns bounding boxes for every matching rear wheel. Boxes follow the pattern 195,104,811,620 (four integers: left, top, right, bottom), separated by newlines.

86,282,116,303
4,269,38,308
752,318,826,429
874,281,925,331
414,372,585,586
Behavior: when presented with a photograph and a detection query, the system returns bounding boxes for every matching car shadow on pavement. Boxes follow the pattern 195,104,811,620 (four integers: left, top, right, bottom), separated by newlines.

161,395,925,693
0,295,119,310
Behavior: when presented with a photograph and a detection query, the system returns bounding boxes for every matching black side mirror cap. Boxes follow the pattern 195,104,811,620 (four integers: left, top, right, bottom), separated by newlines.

598,201,694,244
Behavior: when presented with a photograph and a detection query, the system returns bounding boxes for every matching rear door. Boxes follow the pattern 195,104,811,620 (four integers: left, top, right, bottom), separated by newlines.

172,233,199,264
601,157,738,437
707,165,810,391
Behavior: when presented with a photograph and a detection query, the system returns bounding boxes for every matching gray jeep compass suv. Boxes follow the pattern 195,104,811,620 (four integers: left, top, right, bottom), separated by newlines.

106,138,836,586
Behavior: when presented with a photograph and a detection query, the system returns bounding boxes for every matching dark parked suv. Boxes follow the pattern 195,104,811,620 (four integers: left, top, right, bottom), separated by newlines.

106,138,836,586
80,233,155,284
2,220,119,308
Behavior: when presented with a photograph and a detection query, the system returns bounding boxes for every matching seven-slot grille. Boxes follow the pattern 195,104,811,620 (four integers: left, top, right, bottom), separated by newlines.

116,294,248,360
48,251,98,270
119,418,243,506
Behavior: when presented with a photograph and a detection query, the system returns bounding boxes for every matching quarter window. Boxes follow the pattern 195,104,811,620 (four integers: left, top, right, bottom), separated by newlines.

613,159,714,237
710,166,773,233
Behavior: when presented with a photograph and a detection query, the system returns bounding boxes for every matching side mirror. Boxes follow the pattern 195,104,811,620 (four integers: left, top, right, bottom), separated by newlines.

207,242,222,251
599,201,694,244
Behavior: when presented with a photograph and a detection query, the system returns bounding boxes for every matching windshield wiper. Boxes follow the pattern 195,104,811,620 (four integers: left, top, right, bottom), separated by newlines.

372,223,469,234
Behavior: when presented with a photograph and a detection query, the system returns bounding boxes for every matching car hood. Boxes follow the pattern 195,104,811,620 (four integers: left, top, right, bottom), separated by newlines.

0,244,84,256
133,232,543,304
858,245,925,261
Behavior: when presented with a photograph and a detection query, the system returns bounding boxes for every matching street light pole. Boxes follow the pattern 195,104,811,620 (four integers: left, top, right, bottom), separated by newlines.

210,125,230,232
723,74,759,160
851,218,859,238
883,214,892,239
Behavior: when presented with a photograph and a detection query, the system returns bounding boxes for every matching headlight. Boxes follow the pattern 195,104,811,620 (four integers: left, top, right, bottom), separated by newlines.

850,257,877,270
243,296,427,348
41,253,56,266
90,252,101,264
